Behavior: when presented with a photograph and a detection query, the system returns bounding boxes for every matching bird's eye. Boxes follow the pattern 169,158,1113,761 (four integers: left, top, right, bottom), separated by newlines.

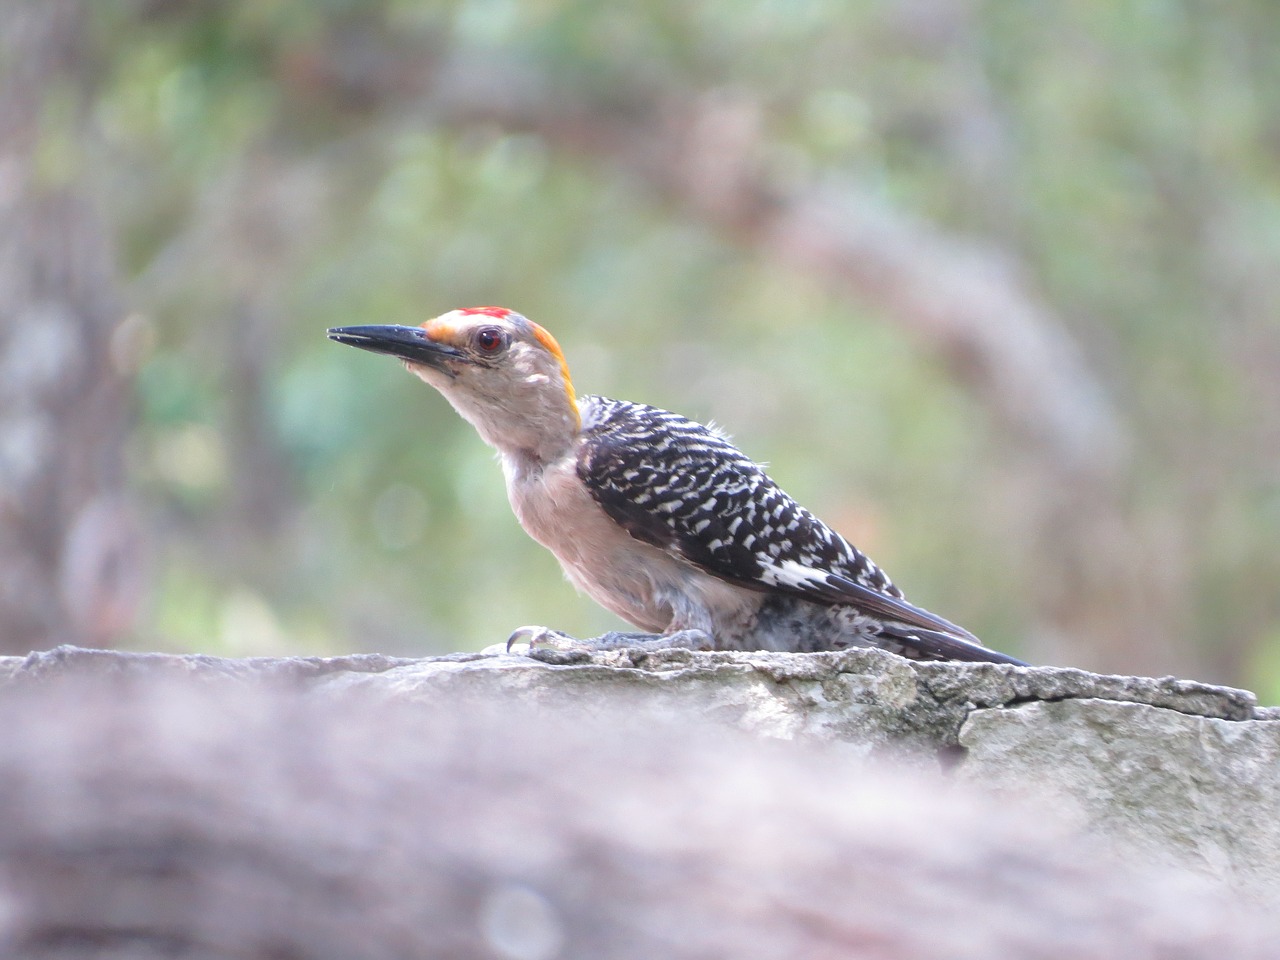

474,327,506,354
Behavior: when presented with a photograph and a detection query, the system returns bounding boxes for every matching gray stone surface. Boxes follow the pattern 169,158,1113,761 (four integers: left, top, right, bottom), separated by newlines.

959,698,1280,903
1,643,1275,908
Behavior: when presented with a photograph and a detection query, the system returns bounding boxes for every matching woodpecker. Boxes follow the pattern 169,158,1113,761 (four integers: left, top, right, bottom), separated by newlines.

328,307,1025,665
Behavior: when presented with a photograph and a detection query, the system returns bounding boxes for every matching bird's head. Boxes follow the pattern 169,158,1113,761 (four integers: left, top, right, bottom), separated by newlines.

328,307,581,463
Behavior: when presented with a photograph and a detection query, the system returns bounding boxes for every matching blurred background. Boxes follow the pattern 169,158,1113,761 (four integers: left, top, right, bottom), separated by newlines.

1,0,1278,693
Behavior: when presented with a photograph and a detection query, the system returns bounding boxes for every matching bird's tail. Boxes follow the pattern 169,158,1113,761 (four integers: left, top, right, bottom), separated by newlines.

878,623,1028,666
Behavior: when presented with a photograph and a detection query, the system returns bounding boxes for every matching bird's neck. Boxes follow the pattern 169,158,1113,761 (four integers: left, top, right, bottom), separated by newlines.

483,414,580,475
498,431,579,485
435,380,580,468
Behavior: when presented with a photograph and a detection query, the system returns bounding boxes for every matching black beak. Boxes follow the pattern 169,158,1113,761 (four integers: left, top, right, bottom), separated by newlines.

327,325,467,369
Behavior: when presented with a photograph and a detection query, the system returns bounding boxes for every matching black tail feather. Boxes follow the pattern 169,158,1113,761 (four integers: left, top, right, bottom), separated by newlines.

879,624,1028,666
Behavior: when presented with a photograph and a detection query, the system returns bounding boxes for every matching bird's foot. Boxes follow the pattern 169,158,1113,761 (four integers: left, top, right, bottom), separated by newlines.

504,625,577,653
504,626,714,657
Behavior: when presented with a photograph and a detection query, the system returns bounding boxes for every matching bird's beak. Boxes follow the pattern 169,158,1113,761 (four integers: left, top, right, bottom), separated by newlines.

327,324,467,370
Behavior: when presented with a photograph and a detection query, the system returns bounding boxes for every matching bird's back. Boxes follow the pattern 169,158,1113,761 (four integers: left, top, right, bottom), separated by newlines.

577,395,903,605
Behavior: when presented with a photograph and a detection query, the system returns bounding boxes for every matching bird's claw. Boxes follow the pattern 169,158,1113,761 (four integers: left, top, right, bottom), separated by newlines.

505,625,579,652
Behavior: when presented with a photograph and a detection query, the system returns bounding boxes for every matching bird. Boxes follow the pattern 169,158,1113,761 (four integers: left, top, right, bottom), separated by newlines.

328,307,1025,665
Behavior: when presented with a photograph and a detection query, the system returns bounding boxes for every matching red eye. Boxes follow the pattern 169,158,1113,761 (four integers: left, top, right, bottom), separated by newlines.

474,327,505,354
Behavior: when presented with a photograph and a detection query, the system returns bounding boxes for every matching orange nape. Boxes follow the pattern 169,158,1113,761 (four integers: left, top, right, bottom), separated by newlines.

528,320,579,424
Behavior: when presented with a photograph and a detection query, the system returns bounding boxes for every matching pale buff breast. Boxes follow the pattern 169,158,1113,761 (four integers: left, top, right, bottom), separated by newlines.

502,452,757,636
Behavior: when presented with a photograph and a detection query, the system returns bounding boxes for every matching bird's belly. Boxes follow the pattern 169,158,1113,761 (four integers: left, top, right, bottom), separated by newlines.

505,458,755,636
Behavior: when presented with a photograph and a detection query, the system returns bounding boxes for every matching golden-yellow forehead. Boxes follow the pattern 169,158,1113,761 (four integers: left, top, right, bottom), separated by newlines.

418,309,497,346
419,314,462,344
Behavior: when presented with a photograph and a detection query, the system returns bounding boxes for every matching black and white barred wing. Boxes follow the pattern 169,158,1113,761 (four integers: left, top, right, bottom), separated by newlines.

576,397,979,643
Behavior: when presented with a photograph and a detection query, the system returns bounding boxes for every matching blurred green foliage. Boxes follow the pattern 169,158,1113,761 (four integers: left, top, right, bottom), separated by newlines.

43,0,1280,689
